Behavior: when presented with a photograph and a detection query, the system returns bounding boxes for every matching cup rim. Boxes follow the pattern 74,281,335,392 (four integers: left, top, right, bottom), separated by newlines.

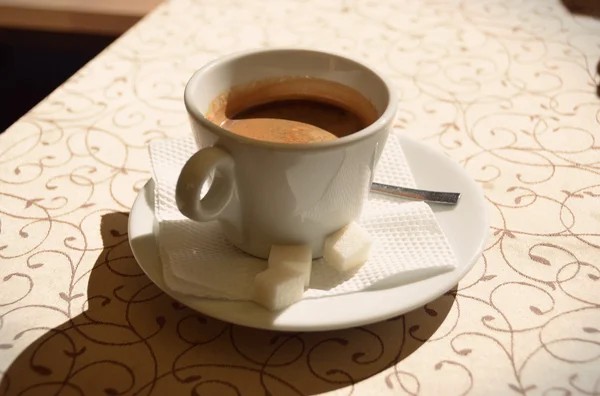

184,47,398,151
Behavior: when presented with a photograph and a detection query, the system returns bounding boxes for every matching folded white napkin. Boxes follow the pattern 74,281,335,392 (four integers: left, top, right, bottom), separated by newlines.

148,134,457,300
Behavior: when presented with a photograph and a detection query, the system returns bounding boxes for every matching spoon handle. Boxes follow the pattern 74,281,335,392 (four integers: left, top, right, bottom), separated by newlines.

371,182,461,205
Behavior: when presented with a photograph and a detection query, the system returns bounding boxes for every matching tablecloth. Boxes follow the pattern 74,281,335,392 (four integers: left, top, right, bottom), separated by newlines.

1,0,599,394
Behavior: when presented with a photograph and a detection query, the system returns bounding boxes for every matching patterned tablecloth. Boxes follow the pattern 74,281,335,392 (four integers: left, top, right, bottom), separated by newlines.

1,0,599,394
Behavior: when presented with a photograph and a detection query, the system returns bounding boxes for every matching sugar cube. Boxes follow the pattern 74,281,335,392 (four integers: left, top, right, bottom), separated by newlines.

323,222,372,272
252,267,305,311
268,245,312,287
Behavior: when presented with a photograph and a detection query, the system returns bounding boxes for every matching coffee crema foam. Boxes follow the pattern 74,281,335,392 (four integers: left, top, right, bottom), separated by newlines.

205,77,379,144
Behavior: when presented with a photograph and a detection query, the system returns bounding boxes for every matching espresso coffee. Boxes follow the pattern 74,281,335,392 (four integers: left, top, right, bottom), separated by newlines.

205,77,379,144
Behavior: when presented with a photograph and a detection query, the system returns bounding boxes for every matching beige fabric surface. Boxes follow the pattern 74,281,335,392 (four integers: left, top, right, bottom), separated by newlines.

1,0,599,395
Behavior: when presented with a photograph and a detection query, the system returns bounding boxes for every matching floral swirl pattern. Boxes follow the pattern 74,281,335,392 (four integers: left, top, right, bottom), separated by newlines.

1,0,599,394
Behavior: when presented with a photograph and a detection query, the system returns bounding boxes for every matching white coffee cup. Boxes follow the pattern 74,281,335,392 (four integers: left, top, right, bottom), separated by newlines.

177,48,397,259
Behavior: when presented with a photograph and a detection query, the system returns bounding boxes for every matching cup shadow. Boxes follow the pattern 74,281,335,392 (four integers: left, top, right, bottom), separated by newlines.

0,212,457,396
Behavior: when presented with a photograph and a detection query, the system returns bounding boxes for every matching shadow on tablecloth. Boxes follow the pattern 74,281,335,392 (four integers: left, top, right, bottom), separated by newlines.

1,212,456,395
561,0,600,18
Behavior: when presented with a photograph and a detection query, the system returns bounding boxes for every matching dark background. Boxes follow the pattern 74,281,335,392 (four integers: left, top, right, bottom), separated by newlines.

0,28,115,133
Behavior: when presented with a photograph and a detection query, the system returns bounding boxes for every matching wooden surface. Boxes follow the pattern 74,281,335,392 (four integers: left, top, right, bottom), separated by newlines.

0,0,163,35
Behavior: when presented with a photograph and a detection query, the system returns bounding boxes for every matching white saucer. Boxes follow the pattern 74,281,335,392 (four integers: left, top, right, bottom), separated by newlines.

128,135,489,332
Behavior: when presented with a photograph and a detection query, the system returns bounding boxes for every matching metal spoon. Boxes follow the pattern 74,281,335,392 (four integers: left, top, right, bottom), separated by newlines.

371,182,461,205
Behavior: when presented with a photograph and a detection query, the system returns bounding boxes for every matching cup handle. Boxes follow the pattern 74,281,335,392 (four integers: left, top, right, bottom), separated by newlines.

175,147,235,222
